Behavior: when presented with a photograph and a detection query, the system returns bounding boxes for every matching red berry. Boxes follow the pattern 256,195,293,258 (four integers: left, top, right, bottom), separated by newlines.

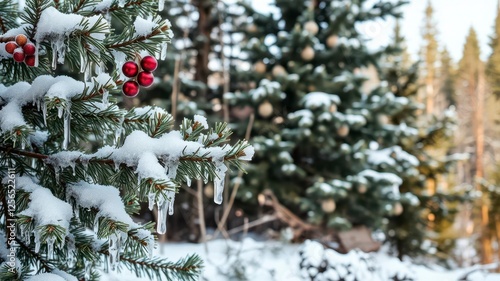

122,61,139,78
137,71,155,87
140,56,158,72
5,42,18,54
23,43,36,56
15,34,28,47
122,80,140,97
13,49,25,62
25,55,36,67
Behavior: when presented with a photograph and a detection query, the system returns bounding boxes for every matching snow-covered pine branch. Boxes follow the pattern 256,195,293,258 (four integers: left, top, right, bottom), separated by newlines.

0,0,254,280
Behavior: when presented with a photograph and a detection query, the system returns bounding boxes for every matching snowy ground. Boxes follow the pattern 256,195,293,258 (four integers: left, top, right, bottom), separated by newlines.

102,238,500,281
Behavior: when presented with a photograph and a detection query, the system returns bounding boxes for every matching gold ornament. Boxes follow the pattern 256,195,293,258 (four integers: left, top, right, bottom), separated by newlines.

254,61,267,74
247,23,257,33
304,21,319,35
272,64,287,77
204,183,214,198
326,34,339,48
337,124,349,137
357,184,367,194
393,202,403,216
258,100,274,118
377,114,390,125
301,45,315,61
329,104,337,113
321,199,336,213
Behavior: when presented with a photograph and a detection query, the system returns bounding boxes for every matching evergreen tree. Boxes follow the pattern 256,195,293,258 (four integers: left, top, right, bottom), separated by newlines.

456,27,493,264
0,1,253,280
225,0,454,242
421,0,439,116
438,48,456,107
379,20,460,260
487,1,500,98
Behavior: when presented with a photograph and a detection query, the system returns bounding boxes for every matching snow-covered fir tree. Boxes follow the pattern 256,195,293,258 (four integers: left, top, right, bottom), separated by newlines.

226,0,411,231
225,0,458,249
0,1,253,280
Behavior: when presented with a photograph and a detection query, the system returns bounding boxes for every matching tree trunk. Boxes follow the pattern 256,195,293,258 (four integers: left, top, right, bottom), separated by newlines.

194,0,212,86
475,67,493,264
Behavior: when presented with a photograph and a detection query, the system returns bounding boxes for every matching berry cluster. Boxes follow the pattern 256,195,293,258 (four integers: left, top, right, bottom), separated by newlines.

4,34,37,67
121,56,158,97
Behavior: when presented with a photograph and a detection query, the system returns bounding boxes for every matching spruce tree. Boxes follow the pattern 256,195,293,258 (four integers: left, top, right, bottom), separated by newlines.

456,27,493,264
225,0,447,238
0,1,253,280
438,48,456,107
420,0,438,116
487,1,500,98
383,30,460,260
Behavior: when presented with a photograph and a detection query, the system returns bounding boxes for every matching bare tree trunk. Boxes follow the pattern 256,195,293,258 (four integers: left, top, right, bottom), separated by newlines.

194,0,212,86
475,67,493,264
496,215,500,270
425,80,434,116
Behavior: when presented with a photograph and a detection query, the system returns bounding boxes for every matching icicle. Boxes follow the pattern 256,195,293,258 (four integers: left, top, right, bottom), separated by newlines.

54,168,60,183
160,42,168,60
167,191,175,216
213,162,228,204
31,158,36,169
21,142,26,150
51,42,57,70
165,159,179,179
36,99,41,111
34,41,39,67
84,62,90,82
81,158,89,170
95,63,104,75
102,90,109,108
156,196,168,234
46,236,55,259
67,251,76,268
42,102,47,126
93,214,100,234
74,207,80,222
114,117,124,145
84,260,92,280
114,161,120,172
57,105,63,118
62,107,71,150
158,0,165,11
147,236,154,259
80,53,87,73
148,192,155,211
186,177,192,187
108,233,120,271
34,230,41,253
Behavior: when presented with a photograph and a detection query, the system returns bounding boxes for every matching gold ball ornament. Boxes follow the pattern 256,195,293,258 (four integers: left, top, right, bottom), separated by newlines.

272,64,287,77
357,184,368,194
329,104,337,113
304,21,319,35
321,199,336,213
301,46,315,61
204,183,214,198
254,61,267,74
258,100,274,118
246,23,258,33
393,202,404,216
337,124,349,137
377,114,390,125
326,34,339,48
